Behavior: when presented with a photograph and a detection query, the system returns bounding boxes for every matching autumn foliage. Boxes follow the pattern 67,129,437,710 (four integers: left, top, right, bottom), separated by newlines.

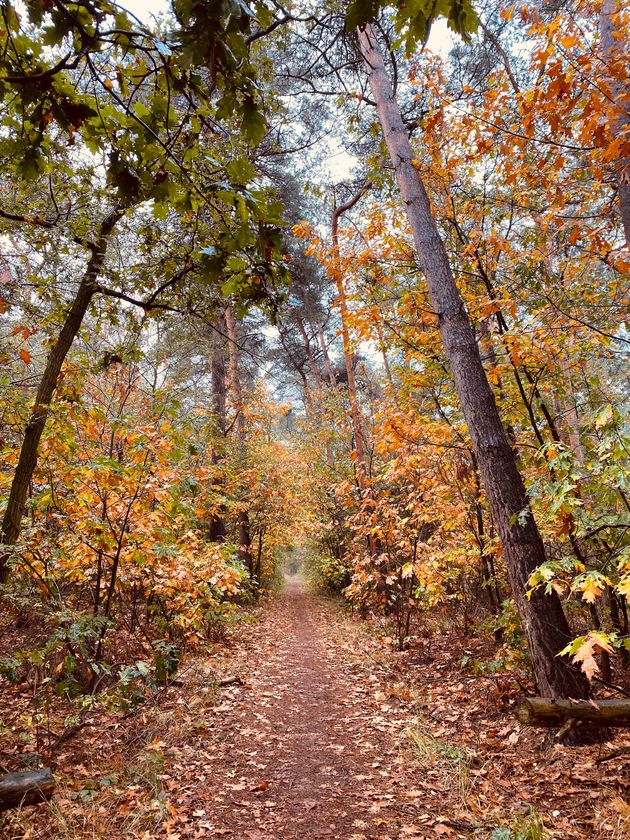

0,1,629,833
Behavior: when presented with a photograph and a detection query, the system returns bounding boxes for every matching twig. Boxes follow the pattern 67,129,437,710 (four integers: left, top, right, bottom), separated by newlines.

591,674,630,698
596,746,630,764
218,675,244,687
49,720,96,753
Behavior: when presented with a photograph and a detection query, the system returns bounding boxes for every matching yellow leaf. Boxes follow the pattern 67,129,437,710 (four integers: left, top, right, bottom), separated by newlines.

571,632,613,681
595,404,613,429
560,34,578,49
579,578,603,603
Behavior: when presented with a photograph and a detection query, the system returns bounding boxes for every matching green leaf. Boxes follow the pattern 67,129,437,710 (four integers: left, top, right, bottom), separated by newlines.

240,97,266,144
227,155,256,185
345,0,381,31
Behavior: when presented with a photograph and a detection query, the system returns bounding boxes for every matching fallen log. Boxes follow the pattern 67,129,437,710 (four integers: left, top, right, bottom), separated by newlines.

0,768,55,812
517,697,630,727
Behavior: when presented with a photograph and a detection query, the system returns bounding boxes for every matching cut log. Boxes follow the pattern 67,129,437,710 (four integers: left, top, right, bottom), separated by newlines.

517,697,630,727
0,768,55,812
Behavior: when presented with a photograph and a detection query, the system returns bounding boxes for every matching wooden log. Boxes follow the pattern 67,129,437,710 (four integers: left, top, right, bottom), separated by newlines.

517,697,630,727
0,768,55,812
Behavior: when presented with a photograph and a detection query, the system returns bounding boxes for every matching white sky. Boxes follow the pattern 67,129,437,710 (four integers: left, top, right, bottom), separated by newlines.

120,0,166,23
122,1,455,54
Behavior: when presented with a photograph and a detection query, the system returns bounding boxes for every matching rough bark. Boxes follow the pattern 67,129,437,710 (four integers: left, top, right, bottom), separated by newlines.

599,0,630,244
0,769,55,812
357,24,589,699
225,303,253,575
0,209,122,584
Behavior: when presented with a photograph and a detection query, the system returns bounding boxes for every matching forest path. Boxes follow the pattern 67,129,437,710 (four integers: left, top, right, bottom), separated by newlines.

180,578,411,839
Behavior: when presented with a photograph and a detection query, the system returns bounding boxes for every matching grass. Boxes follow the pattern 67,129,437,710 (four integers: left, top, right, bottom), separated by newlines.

489,807,547,839
406,718,471,803
0,736,171,839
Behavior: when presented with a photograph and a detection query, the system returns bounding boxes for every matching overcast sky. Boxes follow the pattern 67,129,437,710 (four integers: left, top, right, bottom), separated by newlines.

117,2,455,180
120,1,455,55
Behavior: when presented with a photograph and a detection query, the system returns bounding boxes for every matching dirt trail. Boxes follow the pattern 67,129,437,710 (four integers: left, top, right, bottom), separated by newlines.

160,580,629,840
189,579,405,839
3,579,626,839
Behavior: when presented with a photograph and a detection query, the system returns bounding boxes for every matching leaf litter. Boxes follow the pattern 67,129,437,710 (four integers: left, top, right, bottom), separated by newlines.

1,580,629,838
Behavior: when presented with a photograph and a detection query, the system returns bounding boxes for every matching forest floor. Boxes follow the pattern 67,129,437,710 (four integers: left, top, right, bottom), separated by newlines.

2,579,630,839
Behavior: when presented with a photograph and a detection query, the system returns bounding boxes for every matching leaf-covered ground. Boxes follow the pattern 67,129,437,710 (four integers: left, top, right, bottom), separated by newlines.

2,581,629,838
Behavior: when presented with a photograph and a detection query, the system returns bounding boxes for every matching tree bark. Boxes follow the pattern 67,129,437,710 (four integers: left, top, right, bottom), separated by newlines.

0,769,55,812
225,302,253,575
208,308,228,542
331,187,371,493
0,209,122,584
554,351,585,463
295,315,324,389
357,24,589,699
599,0,630,244
375,319,394,388
316,323,338,388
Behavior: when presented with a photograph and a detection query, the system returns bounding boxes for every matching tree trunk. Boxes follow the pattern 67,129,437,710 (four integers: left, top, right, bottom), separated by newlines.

0,209,122,584
552,351,585,463
295,315,324,389
208,308,228,542
331,188,370,492
375,319,394,388
357,24,589,699
225,302,253,576
599,0,630,244
255,525,264,582
316,323,338,388
278,327,311,406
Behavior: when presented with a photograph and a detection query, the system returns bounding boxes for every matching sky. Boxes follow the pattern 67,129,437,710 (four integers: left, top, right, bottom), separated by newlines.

120,0,167,24
118,1,456,180
121,0,455,53
120,0,453,55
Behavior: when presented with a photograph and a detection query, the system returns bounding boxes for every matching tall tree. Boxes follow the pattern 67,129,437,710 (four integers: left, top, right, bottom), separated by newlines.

331,186,371,493
0,207,123,583
225,303,253,577
208,309,228,542
355,21,589,699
